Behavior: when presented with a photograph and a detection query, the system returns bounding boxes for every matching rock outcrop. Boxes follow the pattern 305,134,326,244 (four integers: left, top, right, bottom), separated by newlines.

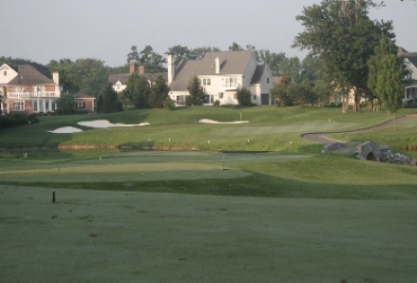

323,141,416,166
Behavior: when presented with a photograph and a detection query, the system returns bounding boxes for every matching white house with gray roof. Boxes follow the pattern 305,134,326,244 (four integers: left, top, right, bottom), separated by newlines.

167,50,274,106
0,63,61,114
398,47,417,102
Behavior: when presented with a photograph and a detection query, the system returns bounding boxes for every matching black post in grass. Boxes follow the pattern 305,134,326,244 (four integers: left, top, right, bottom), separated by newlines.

52,191,56,203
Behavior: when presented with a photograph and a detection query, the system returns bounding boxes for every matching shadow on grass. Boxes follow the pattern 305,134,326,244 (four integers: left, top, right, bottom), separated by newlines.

3,171,417,200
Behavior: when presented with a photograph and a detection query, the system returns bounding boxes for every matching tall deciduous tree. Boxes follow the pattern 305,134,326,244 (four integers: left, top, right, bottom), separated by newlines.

149,76,169,108
368,36,410,130
187,76,206,106
293,0,395,113
72,58,109,98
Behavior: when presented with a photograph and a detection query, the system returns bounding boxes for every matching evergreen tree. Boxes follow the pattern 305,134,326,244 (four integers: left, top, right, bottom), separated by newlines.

124,73,150,109
187,76,206,106
56,92,75,115
149,76,169,108
100,83,123,113
368,36,410,130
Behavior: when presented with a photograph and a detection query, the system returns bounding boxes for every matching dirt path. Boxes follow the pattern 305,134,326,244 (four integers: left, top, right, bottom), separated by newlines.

301,114,417,144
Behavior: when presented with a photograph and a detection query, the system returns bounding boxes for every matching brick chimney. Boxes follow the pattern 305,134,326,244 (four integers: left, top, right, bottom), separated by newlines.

138,65,145,75
129,63,136,74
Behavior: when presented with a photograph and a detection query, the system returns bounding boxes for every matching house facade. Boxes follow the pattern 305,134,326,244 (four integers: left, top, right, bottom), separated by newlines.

167,50,274,106
108,64,168,93
398,47,417,102
0,64,61,114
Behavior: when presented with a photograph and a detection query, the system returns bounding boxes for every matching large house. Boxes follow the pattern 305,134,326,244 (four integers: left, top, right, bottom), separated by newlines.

108,64,168,93
398,47,417,102
0,63,61,114
167,50,274,106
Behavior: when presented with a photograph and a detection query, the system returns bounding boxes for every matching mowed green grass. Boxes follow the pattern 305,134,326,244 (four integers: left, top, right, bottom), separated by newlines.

1,106,417,282
1,106,416,151
1,185,416,283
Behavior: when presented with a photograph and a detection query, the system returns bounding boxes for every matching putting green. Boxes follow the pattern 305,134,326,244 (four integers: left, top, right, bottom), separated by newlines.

1,185,416,283
0,151,309,183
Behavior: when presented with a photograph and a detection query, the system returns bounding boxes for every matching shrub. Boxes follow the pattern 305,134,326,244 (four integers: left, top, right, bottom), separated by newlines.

237,88,252,107
213,100,220,107
0,113,39,129
163,96,176,110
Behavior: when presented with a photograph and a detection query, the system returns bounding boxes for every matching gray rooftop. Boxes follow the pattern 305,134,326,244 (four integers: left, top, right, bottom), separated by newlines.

169,50,253,91
7,65,55,85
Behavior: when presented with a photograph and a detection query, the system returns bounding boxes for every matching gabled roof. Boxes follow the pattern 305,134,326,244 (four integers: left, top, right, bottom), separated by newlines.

169,50,253,91
108,72,168,85
7,65,55,85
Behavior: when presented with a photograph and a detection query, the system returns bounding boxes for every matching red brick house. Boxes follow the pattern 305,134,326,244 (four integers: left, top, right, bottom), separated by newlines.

72,92,96,113
0,63,61,114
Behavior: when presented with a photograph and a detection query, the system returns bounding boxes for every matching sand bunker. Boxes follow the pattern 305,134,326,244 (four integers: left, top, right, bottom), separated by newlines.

48,126,83,134
77,120,150,128
199,119,249,125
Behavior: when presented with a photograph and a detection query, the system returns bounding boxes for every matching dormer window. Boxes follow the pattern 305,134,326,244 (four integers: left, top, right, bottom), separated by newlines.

267,78,270,84
3,71,6,76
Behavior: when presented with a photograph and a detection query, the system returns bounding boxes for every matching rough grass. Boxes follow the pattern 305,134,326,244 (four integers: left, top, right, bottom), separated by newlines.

1,185,417,283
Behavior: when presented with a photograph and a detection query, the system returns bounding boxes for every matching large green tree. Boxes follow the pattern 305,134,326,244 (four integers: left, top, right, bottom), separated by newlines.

98,83,123,113
186,76,206,106
368,36,410,130
139,46,166,73
293,0,395,113
72,58,109,97
47,59,79,92
124,73,151,109
56,92,75,115
149,76,169,108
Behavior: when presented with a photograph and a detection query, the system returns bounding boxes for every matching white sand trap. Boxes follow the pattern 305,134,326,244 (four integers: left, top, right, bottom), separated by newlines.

199,119,249,125
48,126,83,134
78,120,150,128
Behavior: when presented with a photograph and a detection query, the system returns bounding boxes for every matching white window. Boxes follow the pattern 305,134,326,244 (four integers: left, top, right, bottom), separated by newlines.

13,101,24,111
45,100,50,111
78,102,85,109
52,100,56,111
253,95,257,100
201,78,211,86
34,100,38,112
219,92,223,99
267,78,270,84
3,71,7,76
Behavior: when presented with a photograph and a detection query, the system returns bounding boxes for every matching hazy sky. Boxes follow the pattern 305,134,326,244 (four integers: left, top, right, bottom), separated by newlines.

1,0,416,67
